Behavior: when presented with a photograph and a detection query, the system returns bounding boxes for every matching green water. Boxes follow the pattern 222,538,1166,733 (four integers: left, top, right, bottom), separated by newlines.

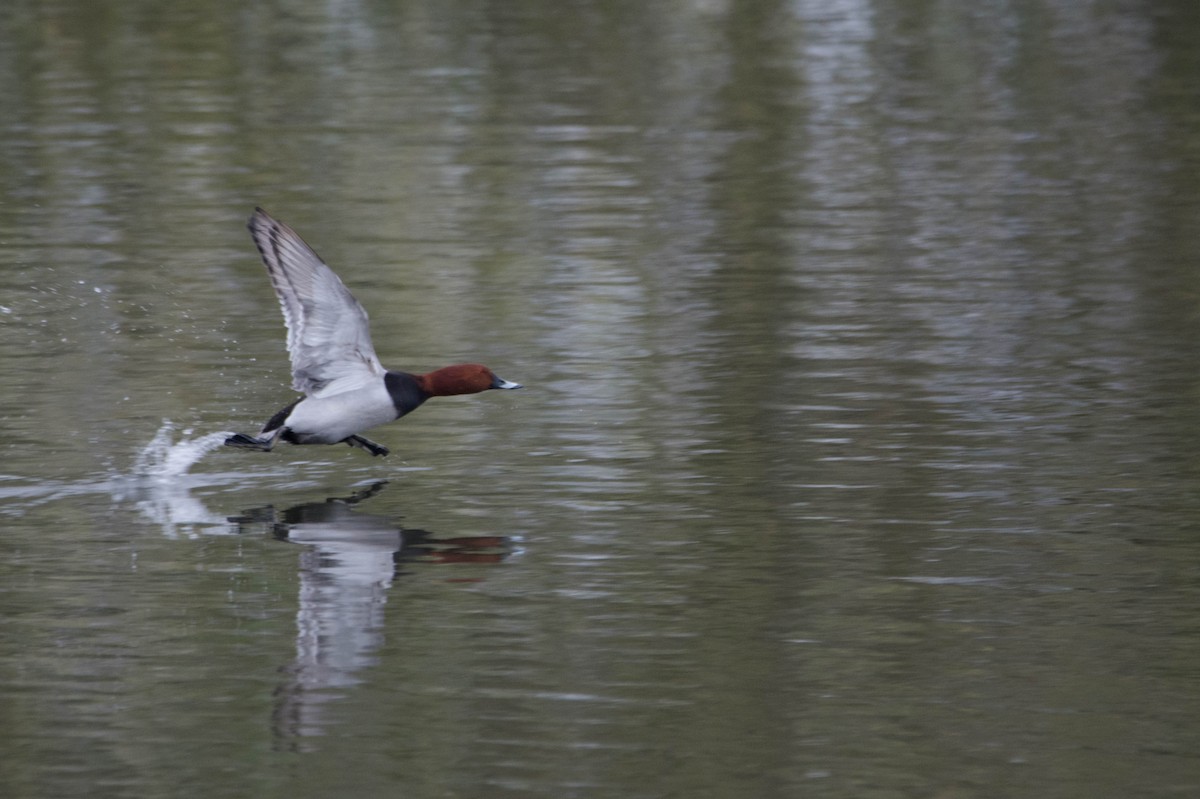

2,2,1199,797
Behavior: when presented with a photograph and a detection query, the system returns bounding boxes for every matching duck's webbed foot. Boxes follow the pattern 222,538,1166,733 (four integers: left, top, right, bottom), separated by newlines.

225,428,283,452
225,433,273,451
344,435,389,457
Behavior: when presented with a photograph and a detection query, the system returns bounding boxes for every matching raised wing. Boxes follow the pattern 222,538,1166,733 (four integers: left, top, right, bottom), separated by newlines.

247,208,384,398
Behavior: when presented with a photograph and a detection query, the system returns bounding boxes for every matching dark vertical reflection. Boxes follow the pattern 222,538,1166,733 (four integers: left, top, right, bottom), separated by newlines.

660,1,809,793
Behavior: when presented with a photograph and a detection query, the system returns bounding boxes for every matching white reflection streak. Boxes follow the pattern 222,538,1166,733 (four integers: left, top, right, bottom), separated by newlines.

788,0,887,371
267,490,403,744
288,513,400,688
792,0,879,207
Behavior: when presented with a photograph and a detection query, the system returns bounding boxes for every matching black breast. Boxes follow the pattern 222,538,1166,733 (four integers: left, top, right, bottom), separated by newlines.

384,371,430,418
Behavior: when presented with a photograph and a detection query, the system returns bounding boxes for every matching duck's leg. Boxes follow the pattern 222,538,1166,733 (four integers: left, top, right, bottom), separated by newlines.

344,435,389,457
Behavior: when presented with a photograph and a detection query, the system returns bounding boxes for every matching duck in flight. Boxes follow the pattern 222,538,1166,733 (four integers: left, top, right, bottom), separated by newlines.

225,208,521,458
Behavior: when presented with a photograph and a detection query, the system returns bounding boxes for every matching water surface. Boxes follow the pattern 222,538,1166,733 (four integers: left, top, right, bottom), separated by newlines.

2,2,1199,797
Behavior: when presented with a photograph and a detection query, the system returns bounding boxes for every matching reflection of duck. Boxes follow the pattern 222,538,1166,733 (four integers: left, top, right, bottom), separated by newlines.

228,482,510,746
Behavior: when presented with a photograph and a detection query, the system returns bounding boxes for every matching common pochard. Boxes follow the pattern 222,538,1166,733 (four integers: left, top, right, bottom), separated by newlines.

225,208,520,457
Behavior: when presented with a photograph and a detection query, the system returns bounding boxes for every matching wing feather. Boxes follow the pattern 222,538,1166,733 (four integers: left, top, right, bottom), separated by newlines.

247,208,384,397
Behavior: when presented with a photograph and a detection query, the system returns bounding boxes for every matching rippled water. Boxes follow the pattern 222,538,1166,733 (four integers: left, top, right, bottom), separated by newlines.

2,2,1200,798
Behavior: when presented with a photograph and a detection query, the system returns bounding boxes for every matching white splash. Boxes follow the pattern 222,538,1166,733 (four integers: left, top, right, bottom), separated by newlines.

2,422,250,537
133,420,232,481
121,421,240,537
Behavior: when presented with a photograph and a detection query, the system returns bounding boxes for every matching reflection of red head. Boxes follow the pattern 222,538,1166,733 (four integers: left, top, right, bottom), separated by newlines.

432,552,507,565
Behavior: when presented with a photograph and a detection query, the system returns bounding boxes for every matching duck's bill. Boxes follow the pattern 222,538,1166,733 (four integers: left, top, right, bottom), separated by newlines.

492,375,523,390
